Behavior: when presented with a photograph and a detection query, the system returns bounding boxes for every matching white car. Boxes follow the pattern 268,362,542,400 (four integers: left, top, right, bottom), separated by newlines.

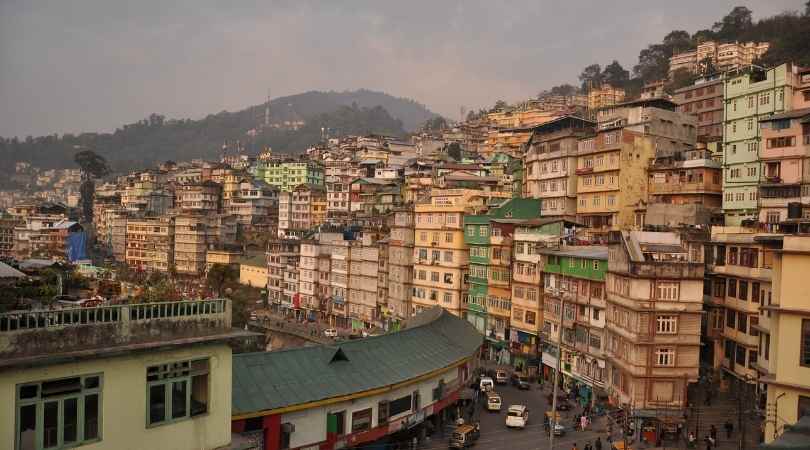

323,328,338,338
486,392,502,412
495,370,508,384
505,405,529,429
479,376,494,392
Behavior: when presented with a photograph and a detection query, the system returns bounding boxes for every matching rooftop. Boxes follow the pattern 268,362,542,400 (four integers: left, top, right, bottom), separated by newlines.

0,299,255,370
231,307,482,418
537,245,608,260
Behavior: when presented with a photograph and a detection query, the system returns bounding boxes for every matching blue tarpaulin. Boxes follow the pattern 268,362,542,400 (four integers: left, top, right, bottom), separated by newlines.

66,232,87,262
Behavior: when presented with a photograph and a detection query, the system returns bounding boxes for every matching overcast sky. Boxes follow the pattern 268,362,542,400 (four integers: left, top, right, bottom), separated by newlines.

0,0,803,137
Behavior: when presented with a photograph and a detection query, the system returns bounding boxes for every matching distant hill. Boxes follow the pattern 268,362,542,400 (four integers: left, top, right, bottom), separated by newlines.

0,89,438,175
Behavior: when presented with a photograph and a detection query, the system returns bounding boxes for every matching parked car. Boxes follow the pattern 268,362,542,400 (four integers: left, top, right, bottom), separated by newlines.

495,370,508,384
516,376,531,390
505,405,529,429
545,412,566,436
479,376,495,392
323,328,338,338
510,372,530,390
486,391,502,412
449,423,480,448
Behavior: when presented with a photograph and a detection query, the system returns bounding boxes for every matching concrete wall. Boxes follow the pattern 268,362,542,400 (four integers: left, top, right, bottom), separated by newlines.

0,343,232,450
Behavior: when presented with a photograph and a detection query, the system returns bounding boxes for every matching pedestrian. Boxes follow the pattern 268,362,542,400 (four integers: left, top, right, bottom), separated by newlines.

677,422,684,438
724,420,733,438
581,414,588,431
584,443,591,450
705,435,713,450
710,425,717,442
571,443,578,450
595,437,602,450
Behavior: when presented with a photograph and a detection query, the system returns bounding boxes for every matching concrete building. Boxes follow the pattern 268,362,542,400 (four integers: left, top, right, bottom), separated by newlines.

387,207,415,321
577,98,697,238
173,214,237,277
257,160,324,192
646,148,723,227
175,181,222,214
758,105,810,230
539,245,609,401
324,158,361,222
267,239,300,315
587,85,626,113
704,227,780,386
349,178,400,218
673,77,725,156
668,40,770,76
125,217,174,273
206,245,243,273
347,233,383,329
278,184,327,238
605,230,704,426
524,116,595,218
722,63,805,225
761,236,810,442
0,298,251,450
0,216,19,259
13,215,84,261
463,199,542,346
226,179,279,233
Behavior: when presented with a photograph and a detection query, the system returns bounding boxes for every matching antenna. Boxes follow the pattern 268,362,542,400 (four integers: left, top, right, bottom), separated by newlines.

460,105,466,123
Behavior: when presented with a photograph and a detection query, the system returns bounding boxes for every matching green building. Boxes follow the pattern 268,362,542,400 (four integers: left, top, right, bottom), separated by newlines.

463,198,542,350
723,63,796,225
253,160,324,192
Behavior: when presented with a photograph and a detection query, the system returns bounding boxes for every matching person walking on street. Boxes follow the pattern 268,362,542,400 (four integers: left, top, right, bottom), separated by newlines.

724,420,734,439
584,443,591,450
595,437,602,450
710,425,717,442
571,443,578,450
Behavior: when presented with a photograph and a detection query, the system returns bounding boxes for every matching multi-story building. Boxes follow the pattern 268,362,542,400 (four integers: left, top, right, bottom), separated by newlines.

111,216,128,262
523,116,595,218
605,230,704,426
173,214,237,277
646,148,723,227
758,90,810,229
668,40,770,76
722,63,805,225
328,238,351,328
464,199,542,345
258,159,324,192
761,236,810,442
387,207,415,321
0,215,19,259
577,98,697,237
13,215,84,261
0,298,249,450
704,227,780,387
205,245,243,273
324,158,360,222
125,217,174,272
539,245,608,402
175,181,222,214
298,239,324,318
349,178,401,218
347,232,382,329
412,191,483,317
226,179,278,233
587,85,626,113
266,238,300,314
673,77,725,156
278,184,327,238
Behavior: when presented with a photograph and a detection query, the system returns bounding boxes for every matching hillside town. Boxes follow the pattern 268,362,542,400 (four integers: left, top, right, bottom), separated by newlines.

4,9,810,449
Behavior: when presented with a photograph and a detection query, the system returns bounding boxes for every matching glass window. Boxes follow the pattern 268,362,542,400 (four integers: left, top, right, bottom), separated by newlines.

16,374,103,450
147,359,209,427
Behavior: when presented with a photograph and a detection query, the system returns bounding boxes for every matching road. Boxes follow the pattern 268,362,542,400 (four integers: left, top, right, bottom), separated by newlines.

432,381,607,450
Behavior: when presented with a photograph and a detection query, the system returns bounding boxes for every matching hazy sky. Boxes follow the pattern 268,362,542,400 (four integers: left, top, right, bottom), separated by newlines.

0,0,803,137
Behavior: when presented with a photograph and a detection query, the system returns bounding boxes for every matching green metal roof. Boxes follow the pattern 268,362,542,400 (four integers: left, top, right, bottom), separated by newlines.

232,307,482,416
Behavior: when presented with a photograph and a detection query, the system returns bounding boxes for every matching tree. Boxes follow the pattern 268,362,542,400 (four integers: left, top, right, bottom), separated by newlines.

446,142,462,161
806,0,810,16
712,6,753,40
692,29,715,44
634,44,669,82
207,263,239,297
666,68,696,93
662,30,693,54
491,100,508,112
602,61,630,88
578,64,603,91
74,150,110,224
539,84,578,98
421,116,448,132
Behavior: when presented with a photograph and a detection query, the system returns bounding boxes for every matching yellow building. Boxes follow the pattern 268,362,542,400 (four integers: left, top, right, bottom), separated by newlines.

412,189,511,316
0,299,252,450
239,254,268,288
762,236,810,442
125,216,175,273
587,85,626,111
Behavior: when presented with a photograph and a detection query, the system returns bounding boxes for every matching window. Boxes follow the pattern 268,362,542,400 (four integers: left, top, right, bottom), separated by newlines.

726,309,736,329
479,226,489,237
802,319,810,367
430,271,439,282
525,311,536,325
655,348,675,366
728,279,737,298
739,280,748,301
656,282,679,300
443,292,452,304
147,359,209,427
351,408,373,433
327,411,346,435
445,232,453,243
736,345,746,366
738,313,748,333
656,315,677,334
593,260,600,270
466,226,474,236
16,374,102,450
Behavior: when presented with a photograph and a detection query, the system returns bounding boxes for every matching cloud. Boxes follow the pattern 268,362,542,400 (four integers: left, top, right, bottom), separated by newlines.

0,0,803,137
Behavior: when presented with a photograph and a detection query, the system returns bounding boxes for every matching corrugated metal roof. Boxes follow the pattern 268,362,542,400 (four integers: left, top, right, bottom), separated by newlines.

232,307,482,416
0,261,26,279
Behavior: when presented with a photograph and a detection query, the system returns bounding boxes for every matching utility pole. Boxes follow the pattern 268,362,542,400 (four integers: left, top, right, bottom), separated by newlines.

549,297,564,449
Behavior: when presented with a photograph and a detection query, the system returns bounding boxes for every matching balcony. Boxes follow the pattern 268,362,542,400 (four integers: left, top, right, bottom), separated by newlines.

649,181,720,195
625,261,704,279
576,167,594,175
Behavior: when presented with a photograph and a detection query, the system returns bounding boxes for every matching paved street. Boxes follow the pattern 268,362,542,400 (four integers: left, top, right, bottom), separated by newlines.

433,382,607,450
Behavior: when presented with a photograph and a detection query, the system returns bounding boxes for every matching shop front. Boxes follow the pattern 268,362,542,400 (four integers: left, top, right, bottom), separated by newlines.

509,329,540,375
